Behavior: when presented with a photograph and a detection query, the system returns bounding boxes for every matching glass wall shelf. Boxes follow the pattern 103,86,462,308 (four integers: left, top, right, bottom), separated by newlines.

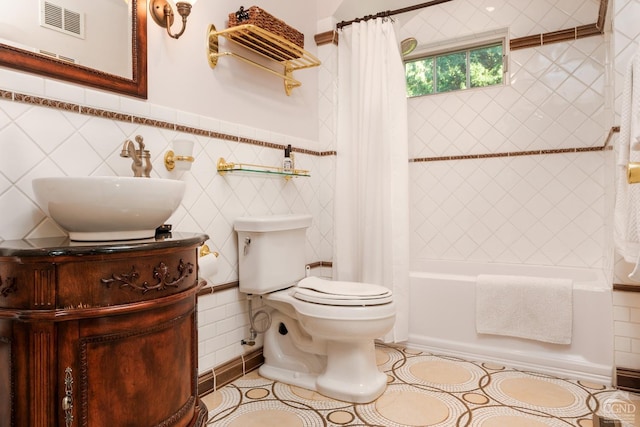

217,158,310,180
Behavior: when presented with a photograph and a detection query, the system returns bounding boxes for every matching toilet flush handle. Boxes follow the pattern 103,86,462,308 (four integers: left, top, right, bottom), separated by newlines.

243,237,251,255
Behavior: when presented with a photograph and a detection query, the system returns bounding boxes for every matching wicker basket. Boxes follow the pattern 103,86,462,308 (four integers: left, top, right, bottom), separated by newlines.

228,6,304,49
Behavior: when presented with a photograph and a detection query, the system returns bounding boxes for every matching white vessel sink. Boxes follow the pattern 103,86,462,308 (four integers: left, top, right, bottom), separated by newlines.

32,176,185,241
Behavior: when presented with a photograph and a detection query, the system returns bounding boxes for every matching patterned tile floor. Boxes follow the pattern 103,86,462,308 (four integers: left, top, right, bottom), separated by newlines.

202,344,638,426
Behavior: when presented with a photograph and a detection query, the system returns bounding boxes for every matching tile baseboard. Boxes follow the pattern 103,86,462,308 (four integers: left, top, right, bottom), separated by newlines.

616,367,640,393
198,348,264,397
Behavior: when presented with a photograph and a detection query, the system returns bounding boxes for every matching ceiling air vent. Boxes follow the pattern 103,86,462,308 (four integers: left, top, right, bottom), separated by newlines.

40,1,85,39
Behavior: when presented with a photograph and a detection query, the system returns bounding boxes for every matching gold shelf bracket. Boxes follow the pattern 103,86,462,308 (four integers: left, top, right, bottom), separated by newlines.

207,24,320,96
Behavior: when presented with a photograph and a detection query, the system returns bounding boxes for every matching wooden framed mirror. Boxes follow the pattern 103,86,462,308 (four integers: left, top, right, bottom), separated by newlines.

0,0,147,99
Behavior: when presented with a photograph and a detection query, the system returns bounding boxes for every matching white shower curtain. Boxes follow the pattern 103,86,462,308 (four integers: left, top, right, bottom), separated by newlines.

333,18,410,342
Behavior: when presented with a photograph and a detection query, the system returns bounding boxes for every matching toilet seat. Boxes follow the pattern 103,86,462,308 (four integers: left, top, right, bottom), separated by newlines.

293,276,393,306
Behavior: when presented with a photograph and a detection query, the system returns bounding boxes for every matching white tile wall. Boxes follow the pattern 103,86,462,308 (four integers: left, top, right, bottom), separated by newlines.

0,89,331,374
316,41,339,263
198,289,266,372
614,291,640,369
410,151,606,266
404,4,607,268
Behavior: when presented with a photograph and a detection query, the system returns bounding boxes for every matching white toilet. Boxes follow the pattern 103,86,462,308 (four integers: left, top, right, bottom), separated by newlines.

234,214,396,403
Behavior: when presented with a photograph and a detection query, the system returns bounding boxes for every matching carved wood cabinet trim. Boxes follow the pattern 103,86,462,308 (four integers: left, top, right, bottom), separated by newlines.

33,269,55,307
30,328,55,427
0,276,16,298
100,259,194,294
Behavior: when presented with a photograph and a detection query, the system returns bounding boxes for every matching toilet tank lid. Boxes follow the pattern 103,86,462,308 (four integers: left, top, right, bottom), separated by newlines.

234,214,312,232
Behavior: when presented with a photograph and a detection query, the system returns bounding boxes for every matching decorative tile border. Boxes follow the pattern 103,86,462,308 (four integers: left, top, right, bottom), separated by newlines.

316,25,604,49
197,281,239,297
133,116,174,129
613,283,640,293
596,0,609,32
510,23,602,51
13,92,80,113
409,144,609,163
604,126,621,149
2,89,334,157
2,89,617,164
316,0,608,50
0,89,14,100
81,106,132,122
197,262,332,297
314,31,338,46
306,261,333,269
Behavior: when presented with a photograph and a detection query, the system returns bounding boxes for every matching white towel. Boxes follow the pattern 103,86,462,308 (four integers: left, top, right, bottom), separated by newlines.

615,48,640,263
476,275,573,345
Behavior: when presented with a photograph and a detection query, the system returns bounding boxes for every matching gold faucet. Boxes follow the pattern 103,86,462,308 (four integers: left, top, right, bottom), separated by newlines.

120,135,152,177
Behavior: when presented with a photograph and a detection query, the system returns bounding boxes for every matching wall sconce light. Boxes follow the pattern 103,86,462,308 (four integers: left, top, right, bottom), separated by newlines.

150,0,197,39
164,139,195,171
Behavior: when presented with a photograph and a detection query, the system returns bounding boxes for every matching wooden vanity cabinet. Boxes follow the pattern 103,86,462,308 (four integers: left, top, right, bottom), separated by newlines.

0,233,209,427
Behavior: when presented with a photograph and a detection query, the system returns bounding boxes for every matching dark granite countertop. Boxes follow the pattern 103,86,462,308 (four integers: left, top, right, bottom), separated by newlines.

0,232,209,258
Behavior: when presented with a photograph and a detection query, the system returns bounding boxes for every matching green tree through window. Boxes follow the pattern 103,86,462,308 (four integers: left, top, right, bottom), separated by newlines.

406,42,504,97
406,59,434,96
436,51,467,93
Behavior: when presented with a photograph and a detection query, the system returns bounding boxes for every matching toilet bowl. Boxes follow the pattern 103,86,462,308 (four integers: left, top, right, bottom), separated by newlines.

261,277,396,402
234,214,396,403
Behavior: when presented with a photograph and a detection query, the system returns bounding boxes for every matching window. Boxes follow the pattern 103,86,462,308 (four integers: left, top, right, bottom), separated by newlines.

405,42,504,97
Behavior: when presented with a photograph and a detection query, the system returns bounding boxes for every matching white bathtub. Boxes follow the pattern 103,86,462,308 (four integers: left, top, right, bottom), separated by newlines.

408,260,614,384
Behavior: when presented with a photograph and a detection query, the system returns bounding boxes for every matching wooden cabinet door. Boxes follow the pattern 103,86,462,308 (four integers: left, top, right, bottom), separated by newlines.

56,295,199,427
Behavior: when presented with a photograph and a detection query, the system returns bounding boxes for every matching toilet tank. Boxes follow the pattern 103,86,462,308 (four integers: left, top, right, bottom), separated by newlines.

234,214,312,294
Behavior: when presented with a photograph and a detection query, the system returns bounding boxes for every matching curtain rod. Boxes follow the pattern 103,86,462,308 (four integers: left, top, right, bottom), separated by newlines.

336,0,454,29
